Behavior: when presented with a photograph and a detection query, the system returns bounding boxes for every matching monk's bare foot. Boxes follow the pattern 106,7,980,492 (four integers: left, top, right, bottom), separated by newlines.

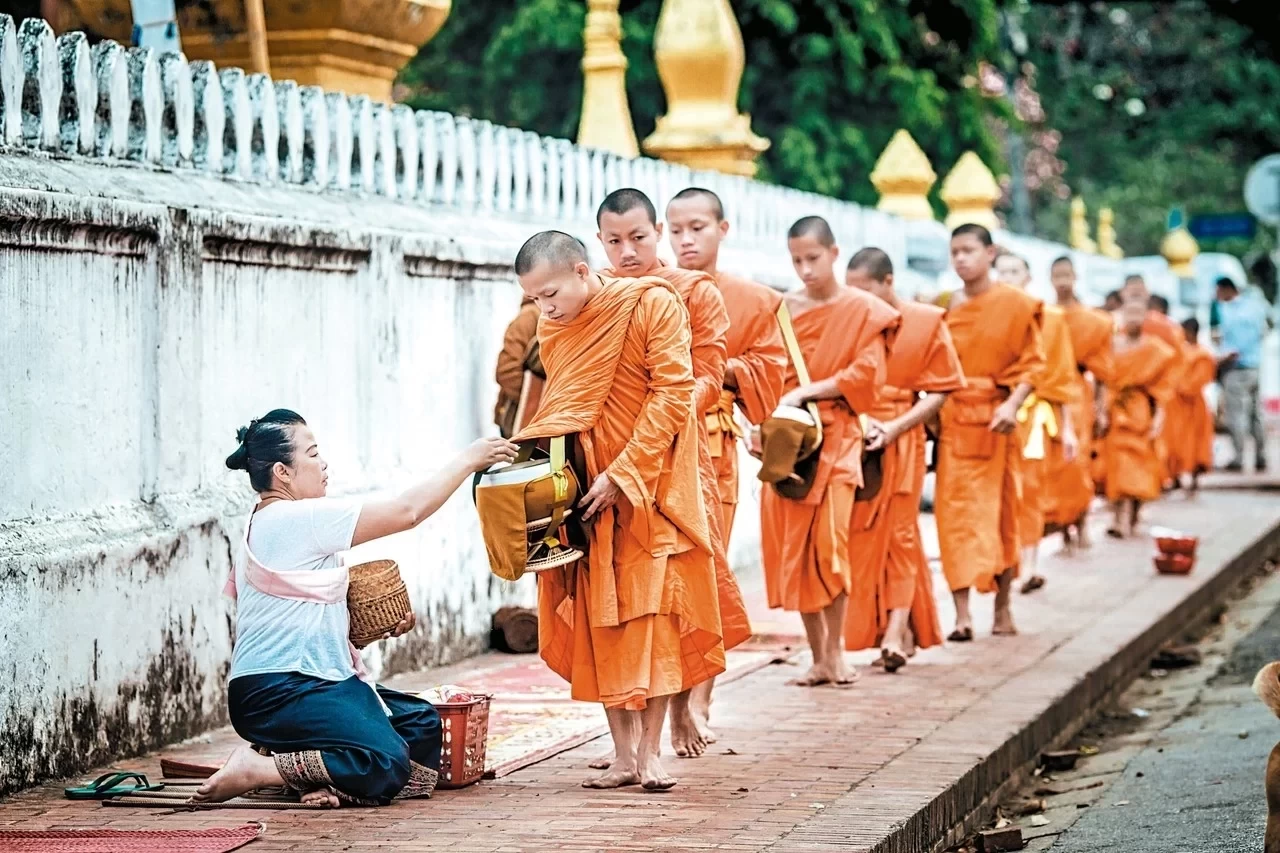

826,657,859,687
190,745,279,803
300,788,340,808
691,709,717,745
638,753,677,792
669,706,707,758
582,763,640,789
992,606,1018,636
787,665,830,687
588,753,615,770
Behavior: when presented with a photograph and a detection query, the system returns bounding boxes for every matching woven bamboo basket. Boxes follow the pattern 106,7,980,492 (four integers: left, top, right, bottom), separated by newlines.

347,559,412,647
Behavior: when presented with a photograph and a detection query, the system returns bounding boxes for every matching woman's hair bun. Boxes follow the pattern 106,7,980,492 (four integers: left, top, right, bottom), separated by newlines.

235,425,251,443
225,442,250,471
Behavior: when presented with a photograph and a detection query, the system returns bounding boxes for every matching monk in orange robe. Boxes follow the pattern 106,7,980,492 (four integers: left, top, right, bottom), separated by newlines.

494,297,542,438
595,187,748,760
1047,257,1114,554
1167,317,1217,492
762,216,900,686
1118,276,1185,489
936,225,1044,640
1101,297,1179,537
667,186,787,733
994,252,1080,594
513,230,724,791
843,248,963,671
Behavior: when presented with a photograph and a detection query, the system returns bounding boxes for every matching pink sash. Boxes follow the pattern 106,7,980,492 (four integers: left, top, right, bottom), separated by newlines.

224,510,374,687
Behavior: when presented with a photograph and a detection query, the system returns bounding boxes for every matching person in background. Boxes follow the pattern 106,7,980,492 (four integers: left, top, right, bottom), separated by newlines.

1103,291,1123,314
1215,277,1269,472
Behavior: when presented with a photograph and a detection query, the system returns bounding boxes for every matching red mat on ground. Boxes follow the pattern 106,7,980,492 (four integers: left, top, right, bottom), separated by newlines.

0,823,263,852
451,645,796,779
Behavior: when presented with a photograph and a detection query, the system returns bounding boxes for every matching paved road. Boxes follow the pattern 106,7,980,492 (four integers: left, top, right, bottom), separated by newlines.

1013,570,1280,853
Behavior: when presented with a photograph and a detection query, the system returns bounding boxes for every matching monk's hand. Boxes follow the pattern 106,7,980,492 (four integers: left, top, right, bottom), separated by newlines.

989,400,1019,434
863,418,889,452
581,473,623,520
465,436,520,471
384,610,416,641
747,427,763,460
778,389,809,409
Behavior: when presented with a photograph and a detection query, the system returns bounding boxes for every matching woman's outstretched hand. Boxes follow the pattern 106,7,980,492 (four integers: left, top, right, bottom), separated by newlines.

465,437,520,472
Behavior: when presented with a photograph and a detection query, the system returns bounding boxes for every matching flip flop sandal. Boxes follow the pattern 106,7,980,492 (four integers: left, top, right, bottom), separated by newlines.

882,651,908,673
947,627,974,643
64,771,163,800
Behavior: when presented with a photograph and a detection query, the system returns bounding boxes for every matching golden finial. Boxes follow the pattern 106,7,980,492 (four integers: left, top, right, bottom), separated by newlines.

939,152,1001,231
577,0,640,157
1068,197,1097,253
870,130,936,221
641,0,769,176
1097,207,1123,259
1161,223,1199,278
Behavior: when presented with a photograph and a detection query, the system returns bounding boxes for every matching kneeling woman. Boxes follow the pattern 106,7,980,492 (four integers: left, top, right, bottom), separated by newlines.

195,409,517,806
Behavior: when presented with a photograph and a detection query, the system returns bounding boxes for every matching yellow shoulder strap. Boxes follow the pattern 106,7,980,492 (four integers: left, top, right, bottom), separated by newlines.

775,301,824,442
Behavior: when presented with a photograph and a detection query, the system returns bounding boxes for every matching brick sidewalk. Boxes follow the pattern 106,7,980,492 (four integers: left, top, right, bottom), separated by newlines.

4,490,1279,852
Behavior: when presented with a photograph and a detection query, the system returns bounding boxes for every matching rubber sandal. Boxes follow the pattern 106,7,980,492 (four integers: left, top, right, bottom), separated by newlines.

64,771,163,800
160,758,221,779
947,627,974,643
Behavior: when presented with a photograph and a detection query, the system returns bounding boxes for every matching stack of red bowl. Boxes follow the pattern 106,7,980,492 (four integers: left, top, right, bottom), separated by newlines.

1153,530,1197,575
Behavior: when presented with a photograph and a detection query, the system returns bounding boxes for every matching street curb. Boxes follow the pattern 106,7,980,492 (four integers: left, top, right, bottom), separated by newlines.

919,520,1280,853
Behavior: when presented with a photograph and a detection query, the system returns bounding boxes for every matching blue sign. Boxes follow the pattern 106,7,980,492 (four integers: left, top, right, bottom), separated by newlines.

1189,213,1257,240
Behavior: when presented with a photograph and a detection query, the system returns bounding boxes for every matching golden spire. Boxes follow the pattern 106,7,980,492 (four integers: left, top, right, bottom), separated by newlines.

870,130,936,221
577,0,639,157
1097,207,1124,259
641,0,769,177
939,152,1001,231
1161,223,1200,278
1068,197,1097,253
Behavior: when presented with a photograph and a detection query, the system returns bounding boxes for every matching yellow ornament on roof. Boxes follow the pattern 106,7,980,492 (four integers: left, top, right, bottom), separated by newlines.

870,130,936,221
1161,224,1199,278
939,152,1001,231
1068,197,1097,254
1097,207,1124,259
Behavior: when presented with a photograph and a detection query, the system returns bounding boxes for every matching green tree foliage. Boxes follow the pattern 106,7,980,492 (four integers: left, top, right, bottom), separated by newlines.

398,0,1009,210
1023,2,1280,261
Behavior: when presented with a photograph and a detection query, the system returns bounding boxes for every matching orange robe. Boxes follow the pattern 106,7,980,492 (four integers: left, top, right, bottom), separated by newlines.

845,301,963,652
1102,334,1178,503
708,272,787,539
494,298,541,434
1143,312,1186,484
517,276,725,709
761,288,900,613
1017,305,1079,545
1046,303,1114,526
1166,343,1216,478
936,284,1045,593
605,262,751,651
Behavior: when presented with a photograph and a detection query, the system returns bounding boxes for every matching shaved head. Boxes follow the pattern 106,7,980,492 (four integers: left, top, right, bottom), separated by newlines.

669,187,724,221
597,188,658,228
788,216,836,248
514,230,589,276
847,247,893,280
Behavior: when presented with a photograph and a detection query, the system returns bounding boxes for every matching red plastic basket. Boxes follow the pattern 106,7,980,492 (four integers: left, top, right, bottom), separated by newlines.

436,695,491,789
